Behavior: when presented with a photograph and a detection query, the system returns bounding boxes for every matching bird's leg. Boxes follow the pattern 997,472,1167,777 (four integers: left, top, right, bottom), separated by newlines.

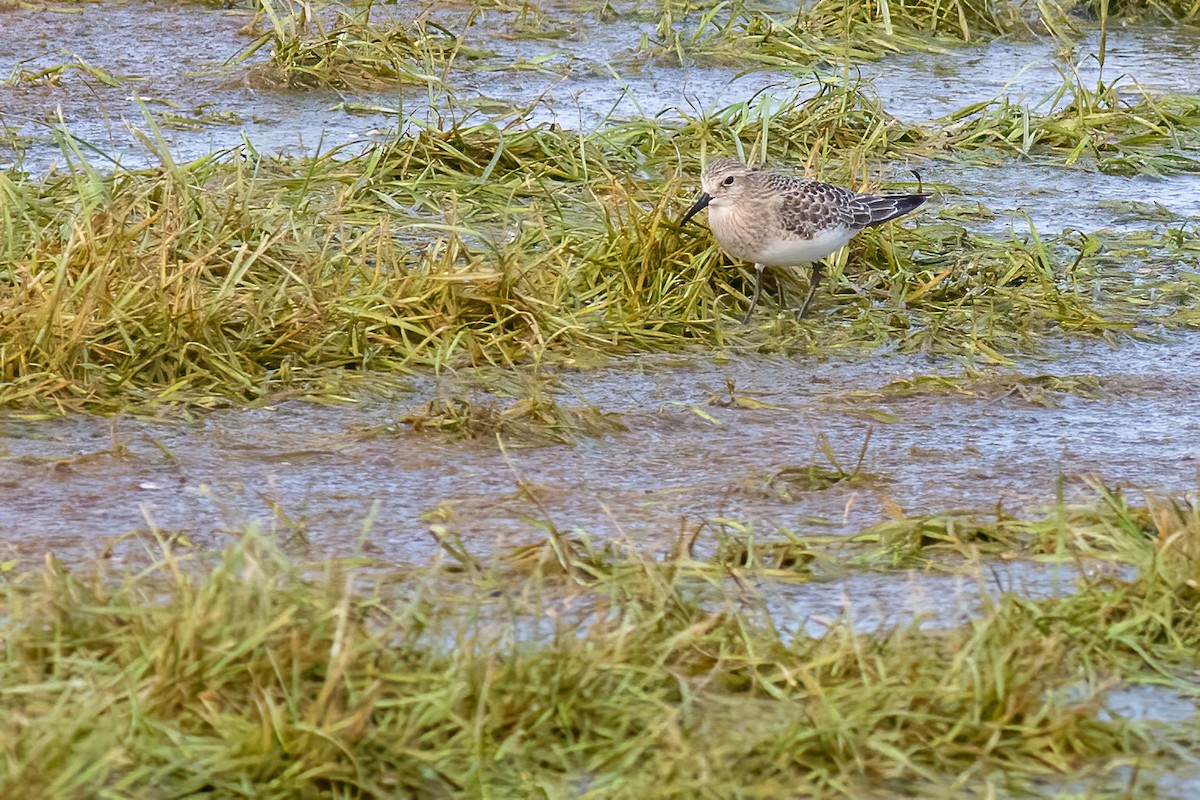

741,263,766,324
795,262,825,319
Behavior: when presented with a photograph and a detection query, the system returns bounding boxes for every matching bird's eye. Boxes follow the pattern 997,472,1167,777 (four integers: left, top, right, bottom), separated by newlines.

722,176,735,186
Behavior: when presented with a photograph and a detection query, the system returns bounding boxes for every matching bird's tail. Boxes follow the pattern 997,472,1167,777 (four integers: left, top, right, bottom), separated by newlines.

862,194,928,227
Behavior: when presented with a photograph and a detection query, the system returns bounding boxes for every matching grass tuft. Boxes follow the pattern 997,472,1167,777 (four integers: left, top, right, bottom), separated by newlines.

237,0,471,89
7,499,1190,796
3,70,1198,411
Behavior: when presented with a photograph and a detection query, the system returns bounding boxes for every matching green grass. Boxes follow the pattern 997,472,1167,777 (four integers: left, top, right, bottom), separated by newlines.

646,0,1029,68
3,56,125,89
4,480,1200,796
630,0,1198,68
934,80,1200,176
4,71,1199,411
2,6,1198,410
1075,0,1200,21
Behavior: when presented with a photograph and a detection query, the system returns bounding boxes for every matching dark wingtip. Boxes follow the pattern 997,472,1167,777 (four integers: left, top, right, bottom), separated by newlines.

864,192,928,227
902,193,930,213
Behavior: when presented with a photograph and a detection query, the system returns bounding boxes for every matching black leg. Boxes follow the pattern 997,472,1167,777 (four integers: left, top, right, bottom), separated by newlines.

742,263,766,324
796,262,824,319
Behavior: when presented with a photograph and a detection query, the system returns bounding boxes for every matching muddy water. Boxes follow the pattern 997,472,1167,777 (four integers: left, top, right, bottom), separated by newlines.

2,332,1198,566
0,1,395,169
759,560,1099,637
930,161,1200,238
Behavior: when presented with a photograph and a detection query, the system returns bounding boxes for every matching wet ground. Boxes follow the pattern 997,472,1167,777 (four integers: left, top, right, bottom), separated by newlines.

1,0,1198,598
2,332,1198,566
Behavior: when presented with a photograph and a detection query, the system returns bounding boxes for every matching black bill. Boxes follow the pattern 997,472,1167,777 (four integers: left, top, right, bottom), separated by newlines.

679,192,711,226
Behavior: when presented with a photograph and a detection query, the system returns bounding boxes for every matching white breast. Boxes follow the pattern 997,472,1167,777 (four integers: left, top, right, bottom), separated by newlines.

753,227,856,266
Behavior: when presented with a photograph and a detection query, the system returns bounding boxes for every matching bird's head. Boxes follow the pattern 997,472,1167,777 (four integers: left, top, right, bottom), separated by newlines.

680,158,757,225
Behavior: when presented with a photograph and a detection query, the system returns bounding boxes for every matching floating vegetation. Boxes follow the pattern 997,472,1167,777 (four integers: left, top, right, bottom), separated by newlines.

3,56,126,88
153,106,249,132
386,377,626,445
711,531,817,572
742,430,885,498
846,478,1187,567
847,372,1107,406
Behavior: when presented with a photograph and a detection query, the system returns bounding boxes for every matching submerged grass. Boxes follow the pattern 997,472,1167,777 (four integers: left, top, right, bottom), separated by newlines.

237,1,470,89
647,0,1033,68
842,478,1194,567
5,481,1200,796
844,371,1106,406
366,372,627,445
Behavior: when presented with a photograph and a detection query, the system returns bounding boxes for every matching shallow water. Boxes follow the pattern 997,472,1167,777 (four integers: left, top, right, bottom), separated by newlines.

4,1,1199,178
3,331,1198,566
932,159,1200,237
0,1,396,170
758,559,1097,637
870,26,1200,117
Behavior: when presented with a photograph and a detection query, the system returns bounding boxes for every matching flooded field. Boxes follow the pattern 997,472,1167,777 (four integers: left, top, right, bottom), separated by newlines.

3,334,1200,566
3,0,1200,796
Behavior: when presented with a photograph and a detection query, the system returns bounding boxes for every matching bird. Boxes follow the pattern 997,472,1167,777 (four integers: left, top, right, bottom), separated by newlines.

680,157,928,322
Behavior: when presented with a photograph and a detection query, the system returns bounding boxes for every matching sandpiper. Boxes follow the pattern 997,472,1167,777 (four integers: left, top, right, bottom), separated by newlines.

680,158,928,321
